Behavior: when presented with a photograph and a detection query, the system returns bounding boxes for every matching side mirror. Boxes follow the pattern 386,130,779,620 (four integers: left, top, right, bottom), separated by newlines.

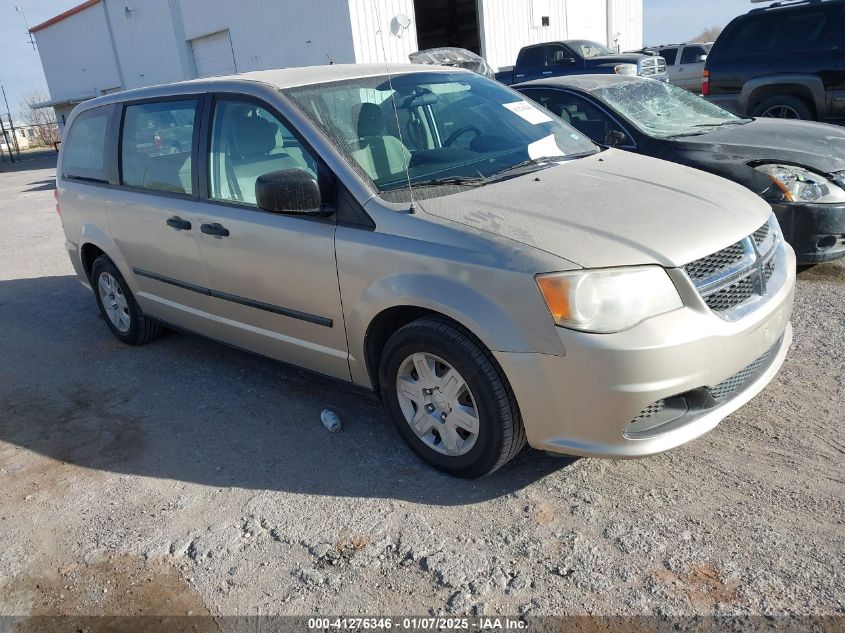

605,130,627,148
698,54,708,63
255,169,324,215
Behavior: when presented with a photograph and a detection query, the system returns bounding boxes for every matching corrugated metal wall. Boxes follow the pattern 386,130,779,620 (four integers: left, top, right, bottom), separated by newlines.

478,0,569,71
347,0,419,64
608,0,643,52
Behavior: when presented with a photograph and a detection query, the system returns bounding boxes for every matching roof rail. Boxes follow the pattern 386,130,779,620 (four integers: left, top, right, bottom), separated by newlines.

749,0,826,11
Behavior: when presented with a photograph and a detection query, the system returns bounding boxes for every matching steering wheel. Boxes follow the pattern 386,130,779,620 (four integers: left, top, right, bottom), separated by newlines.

443,125,482,147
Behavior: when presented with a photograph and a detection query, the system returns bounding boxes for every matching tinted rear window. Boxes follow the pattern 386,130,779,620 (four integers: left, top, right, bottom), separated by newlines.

659,48,678,65
63,106,112,182
717,6,839,57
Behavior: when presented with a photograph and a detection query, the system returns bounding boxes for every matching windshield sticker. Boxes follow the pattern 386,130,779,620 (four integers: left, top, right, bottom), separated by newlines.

503,101,553,125
527,134,566,160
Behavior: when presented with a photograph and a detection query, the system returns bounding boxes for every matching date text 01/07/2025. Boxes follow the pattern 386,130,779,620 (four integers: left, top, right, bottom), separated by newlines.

306,617,528,630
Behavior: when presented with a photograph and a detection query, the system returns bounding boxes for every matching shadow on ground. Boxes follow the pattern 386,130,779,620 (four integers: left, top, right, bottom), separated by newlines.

0,274,572,505
0,153,57,174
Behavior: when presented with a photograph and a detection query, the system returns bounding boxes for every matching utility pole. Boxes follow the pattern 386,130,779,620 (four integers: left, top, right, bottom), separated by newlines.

1,83,21,159
15,5,37,50
0,116,15,164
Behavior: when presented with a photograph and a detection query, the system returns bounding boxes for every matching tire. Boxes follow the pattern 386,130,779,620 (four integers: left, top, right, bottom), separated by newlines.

751,95,813,120
91,255,162,345
379,316,526,478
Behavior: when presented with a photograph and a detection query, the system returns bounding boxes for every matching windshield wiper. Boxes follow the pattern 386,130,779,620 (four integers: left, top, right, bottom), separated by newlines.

485,153,592,183
409,176,487,189
691,120,749,128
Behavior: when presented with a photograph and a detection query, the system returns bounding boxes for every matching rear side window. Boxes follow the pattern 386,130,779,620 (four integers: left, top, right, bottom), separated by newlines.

659,48,678,65
63,106,111,182
718,7,839,57
518,46,544,67
120,100,197,195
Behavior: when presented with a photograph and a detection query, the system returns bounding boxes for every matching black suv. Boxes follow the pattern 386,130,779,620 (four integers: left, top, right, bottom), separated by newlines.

705,0,845,121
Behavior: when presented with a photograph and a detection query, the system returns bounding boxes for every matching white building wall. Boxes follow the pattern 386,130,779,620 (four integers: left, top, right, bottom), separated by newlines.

608,0,643,52
177,0,357,72
33,3,121,102
347,0,419,64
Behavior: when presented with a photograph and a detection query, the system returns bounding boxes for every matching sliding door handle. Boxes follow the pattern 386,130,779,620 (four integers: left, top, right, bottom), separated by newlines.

166,216,191,231
201,223,230,238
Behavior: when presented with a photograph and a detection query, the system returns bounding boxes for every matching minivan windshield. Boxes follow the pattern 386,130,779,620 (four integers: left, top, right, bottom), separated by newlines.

593,79,748,139
285,71,597,200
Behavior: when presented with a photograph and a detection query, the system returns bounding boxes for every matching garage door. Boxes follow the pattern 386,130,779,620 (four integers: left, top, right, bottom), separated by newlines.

191,30,237,78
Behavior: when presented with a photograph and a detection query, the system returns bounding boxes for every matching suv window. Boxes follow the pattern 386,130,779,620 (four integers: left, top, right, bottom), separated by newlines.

63,106,112,182
208,99,318,207
518,46,545,67
659,48,678,65
680,45,707,64
121,100,197,194
719,7,839,57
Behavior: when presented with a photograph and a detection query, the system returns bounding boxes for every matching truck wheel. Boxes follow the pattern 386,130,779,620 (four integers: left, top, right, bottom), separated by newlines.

379,316,526,478
752,95,813,120
91,256,162,345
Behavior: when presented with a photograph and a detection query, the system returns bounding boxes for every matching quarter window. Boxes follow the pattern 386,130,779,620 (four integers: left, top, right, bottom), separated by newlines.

63,106,111,182
208,100,318,207
121,100,197,194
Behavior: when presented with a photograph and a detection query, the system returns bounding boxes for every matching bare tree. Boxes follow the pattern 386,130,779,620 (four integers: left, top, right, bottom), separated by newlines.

692,25,723,43
18,88,60,147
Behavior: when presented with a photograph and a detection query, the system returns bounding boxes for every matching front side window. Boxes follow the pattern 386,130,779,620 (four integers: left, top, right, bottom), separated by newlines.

525,89,626,146
285,72,597,200
594,79,746,139
208,100,318,207
680,46,707,65
121,100,197,194
63,106,111,182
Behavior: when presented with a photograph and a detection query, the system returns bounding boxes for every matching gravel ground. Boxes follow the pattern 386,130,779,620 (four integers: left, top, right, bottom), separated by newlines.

0,158,843,623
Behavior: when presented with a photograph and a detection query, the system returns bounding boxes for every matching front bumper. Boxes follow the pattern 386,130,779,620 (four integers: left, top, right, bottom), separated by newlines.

772,201,845,264
495,244,796,458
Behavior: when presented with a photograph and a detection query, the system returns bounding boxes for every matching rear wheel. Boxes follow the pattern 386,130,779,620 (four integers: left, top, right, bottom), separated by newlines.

91,256,162,345
752,95,813,120
379,317,525,478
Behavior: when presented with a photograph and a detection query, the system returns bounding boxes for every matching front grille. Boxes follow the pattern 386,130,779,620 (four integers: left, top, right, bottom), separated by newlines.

709,341,779,401
683,216,781,318
639,57,666,76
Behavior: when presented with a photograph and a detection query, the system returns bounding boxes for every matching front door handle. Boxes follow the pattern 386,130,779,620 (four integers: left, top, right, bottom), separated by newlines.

166,216,191,231
201,222,230,238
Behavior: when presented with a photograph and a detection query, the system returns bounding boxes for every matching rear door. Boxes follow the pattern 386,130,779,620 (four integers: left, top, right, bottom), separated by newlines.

676,45,709,92
106,96,219,334
190,94,349,380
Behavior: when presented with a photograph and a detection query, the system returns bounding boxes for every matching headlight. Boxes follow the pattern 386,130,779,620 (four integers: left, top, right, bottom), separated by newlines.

614,63,638,76
536,267,683,333
755,164,845,204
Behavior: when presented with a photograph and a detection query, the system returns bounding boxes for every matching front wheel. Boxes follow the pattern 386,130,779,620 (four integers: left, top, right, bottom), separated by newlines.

379,317,525,478
91,256,162,345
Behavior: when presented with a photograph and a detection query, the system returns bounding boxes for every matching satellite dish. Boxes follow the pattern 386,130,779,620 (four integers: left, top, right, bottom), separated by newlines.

391,13,411,36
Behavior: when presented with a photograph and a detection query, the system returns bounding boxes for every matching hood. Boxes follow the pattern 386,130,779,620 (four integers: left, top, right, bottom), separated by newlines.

588,53,650,65
675,119,845,175
417,150,771,269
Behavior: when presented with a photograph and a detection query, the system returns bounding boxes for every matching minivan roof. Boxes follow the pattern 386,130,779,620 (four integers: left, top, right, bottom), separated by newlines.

75,63,457,110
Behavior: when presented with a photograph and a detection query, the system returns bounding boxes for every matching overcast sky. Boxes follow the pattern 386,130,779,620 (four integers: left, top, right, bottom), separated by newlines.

0,0,752,121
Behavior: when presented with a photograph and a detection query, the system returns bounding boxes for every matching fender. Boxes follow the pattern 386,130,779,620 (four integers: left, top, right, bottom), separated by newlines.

345,272,566,388
740,74,826,116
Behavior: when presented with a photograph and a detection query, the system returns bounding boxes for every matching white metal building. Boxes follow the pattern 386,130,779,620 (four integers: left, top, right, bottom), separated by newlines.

32,0,643,124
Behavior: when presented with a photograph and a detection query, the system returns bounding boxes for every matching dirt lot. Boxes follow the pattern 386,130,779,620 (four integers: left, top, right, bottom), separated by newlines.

0,157,843,624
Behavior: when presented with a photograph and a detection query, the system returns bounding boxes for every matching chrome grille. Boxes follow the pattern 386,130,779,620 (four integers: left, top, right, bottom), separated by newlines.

709,341,779,401
639,56,666,77
683,216,782,319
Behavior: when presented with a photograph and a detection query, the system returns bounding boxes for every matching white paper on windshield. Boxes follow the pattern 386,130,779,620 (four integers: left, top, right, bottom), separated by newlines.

503,101,553,125
527,134,565,160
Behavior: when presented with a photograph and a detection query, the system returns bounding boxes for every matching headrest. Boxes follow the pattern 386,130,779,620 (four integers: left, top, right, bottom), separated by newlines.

233,116,277,158
356,103,386,138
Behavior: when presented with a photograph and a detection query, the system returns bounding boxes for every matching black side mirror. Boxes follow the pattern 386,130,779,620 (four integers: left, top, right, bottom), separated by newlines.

605,130,627,148
255,169,324,215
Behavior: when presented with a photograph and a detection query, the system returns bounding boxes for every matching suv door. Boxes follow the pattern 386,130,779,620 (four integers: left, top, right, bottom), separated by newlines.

106,97,219,334
191,95,349,380
677,45,709,92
